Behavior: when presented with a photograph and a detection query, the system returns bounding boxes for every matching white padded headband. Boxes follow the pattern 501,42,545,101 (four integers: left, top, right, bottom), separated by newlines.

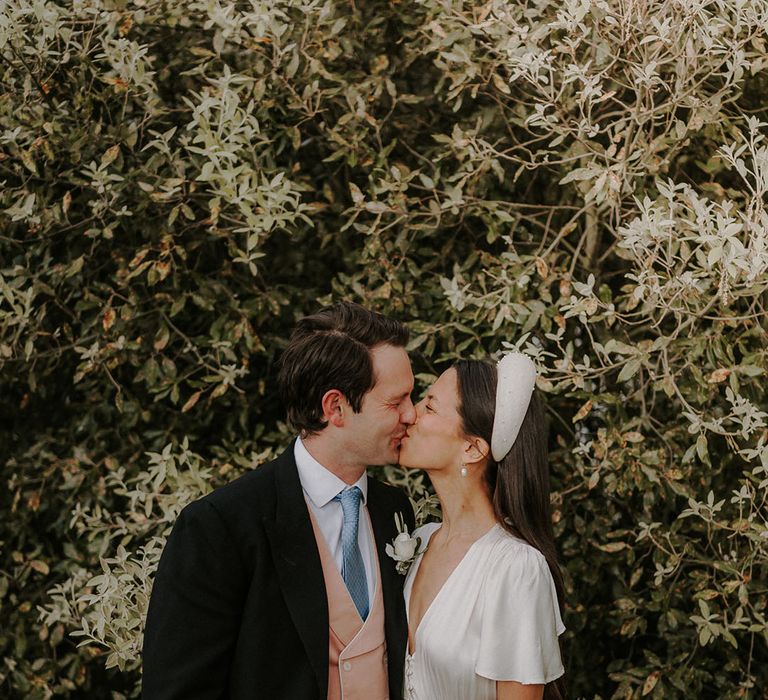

490,353,537,461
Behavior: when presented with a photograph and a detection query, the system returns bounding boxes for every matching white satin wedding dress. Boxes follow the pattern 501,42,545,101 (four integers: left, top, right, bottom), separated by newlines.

403,522,565,700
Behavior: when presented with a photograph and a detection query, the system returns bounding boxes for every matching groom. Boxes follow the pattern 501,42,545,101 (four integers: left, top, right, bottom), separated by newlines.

142,302,416,700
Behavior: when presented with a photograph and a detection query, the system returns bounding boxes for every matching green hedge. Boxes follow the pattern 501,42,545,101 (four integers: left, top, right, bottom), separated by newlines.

2,0,767,697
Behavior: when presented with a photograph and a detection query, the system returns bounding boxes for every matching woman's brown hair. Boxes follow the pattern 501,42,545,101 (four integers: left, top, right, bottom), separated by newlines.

454,358,566,700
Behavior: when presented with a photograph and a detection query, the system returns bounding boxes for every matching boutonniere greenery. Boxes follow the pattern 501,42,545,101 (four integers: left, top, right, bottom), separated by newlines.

385,512,427,575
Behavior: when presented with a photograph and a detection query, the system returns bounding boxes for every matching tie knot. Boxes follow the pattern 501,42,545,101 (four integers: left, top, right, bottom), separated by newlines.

335,486,362,506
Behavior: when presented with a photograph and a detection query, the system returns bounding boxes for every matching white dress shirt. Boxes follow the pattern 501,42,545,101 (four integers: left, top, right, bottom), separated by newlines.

294,437,377,603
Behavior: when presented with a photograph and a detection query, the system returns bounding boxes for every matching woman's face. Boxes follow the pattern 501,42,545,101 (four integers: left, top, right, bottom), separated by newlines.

398,368,467,471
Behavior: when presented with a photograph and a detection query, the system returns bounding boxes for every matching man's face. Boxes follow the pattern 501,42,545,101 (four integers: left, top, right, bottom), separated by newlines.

344,344,415,466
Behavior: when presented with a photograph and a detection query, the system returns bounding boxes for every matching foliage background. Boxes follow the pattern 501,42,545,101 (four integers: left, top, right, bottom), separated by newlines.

1,0,767,697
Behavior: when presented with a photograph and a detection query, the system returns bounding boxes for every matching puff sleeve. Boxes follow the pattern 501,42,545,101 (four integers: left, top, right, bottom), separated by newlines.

474,541,565,685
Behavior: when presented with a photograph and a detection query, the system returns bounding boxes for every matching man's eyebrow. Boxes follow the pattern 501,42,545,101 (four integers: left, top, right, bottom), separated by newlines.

426,394,438,402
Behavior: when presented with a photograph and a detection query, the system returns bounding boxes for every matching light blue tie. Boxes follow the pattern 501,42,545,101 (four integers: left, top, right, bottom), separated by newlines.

334,487,369,620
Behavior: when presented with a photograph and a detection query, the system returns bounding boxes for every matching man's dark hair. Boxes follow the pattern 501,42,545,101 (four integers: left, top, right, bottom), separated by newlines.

278,301,409,435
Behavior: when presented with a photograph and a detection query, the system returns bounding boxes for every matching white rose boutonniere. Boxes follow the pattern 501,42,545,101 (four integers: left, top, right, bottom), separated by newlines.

386,512,426,575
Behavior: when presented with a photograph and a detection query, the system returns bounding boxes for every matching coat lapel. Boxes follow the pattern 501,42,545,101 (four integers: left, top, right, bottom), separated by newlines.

366,481,401,606
264,446,329,697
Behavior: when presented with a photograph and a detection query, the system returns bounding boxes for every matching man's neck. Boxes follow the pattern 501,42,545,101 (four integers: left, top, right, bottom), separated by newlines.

300,434,366,485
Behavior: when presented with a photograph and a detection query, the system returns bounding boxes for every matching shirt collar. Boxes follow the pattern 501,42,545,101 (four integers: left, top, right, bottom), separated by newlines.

294,437,368,508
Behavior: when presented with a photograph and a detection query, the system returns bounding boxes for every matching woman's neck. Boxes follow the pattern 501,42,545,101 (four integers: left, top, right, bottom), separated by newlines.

429,470,497,542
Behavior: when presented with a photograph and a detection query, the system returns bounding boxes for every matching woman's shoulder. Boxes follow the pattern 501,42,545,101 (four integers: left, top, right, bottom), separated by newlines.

474,528,566,683
483,526,551,581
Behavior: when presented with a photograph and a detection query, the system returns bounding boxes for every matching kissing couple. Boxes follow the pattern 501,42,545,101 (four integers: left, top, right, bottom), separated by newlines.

142,302,566,700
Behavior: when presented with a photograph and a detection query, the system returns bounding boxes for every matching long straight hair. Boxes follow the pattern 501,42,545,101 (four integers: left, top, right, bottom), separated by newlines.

454,359,566,700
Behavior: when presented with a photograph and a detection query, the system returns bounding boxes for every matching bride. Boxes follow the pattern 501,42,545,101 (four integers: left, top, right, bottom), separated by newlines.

397,354,566,700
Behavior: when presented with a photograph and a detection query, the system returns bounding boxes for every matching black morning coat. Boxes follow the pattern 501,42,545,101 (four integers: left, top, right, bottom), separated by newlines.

141,442,415,700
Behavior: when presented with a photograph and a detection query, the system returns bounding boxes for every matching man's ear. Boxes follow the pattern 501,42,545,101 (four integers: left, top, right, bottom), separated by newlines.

463,437,490,466
320,389,347,428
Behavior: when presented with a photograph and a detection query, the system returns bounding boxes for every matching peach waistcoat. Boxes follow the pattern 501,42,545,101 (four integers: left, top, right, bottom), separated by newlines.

307,506,389,700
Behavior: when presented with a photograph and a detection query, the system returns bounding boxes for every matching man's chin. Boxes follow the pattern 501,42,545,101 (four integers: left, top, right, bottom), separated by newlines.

364,446,402,467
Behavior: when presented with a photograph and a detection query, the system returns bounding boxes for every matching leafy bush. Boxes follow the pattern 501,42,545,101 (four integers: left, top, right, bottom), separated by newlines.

1,0,766,697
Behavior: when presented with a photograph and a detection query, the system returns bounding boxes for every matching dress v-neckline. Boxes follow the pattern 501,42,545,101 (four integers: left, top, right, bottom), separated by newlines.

406,523,499,656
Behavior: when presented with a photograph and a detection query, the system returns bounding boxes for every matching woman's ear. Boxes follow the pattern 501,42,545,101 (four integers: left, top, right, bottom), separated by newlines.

320,389,347,427
463,437,490,466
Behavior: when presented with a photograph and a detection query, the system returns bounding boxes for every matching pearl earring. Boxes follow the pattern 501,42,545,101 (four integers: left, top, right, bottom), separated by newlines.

460,464,468,477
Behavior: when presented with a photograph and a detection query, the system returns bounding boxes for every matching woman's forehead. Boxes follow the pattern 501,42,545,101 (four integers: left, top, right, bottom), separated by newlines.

430,368,458,400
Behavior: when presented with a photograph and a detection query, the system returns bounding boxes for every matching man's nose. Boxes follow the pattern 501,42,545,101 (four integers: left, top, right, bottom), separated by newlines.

401,397,417,425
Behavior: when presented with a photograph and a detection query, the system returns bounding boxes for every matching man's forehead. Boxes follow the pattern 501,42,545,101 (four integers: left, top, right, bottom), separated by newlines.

370,343,411,369
369,344,413,393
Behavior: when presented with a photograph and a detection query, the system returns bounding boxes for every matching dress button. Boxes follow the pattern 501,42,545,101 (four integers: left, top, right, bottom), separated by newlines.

343,661,352,671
